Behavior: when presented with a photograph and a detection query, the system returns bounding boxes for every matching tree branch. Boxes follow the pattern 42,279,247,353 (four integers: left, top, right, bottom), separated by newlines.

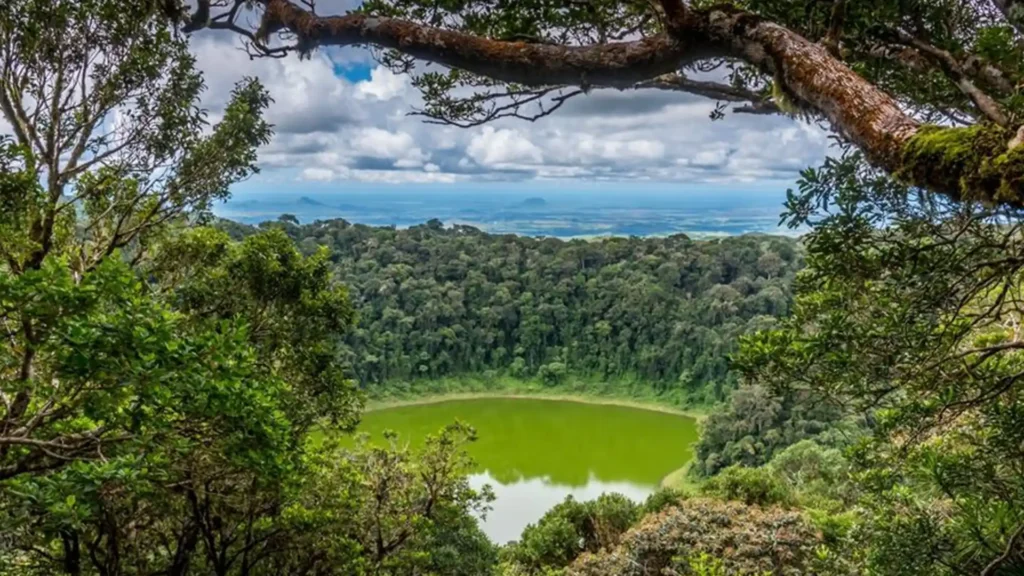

0,81,45,157
657,0,688,33
981,521,1024,576
248,0,702,88
886,28,1010,126
962,54,1016,96
822,0,846,57
635,73,781,115
413,87,585,128
182,0,213,33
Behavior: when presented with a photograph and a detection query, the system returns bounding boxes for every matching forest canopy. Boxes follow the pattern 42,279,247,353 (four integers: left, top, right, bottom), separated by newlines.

226,218,801,403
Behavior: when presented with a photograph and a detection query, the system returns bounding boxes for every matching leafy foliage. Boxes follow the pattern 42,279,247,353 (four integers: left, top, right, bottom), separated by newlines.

740,152,1024,574
146,226,361,429
502,493,642,572
700,465,794,507
12,1,1024,575
0,0,272,274
0,3,490,574
239,218,802,404
691,384,859,476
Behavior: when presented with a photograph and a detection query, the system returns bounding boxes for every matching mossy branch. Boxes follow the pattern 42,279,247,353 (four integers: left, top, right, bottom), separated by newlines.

900,125,1024,207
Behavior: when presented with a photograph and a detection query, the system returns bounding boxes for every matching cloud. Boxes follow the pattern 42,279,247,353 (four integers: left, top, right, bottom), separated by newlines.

187,24,831,189
466,127,544,167
301,167,336,182
573,136,666,163
300,165,458,184
690,148,732,167
560,89,693,117
191,36,362,135
356,67,408,101
352,128,423,161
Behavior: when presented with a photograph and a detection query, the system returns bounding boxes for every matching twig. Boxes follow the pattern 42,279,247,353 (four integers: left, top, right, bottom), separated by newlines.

981,522,1024,576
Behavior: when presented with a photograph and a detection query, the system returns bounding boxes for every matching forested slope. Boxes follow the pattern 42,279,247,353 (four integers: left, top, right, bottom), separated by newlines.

223,217,803,402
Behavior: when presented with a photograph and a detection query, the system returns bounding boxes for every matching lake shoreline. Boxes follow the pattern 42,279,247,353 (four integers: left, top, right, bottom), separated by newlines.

363,391,704,491
364,391,709,421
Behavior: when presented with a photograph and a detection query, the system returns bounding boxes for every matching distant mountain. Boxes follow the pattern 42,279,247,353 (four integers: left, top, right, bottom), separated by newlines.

214,189,800,238
297,196,328,207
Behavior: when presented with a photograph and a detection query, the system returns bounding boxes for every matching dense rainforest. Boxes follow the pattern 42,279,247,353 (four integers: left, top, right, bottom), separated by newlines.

4,0,1024,575
222,218,802,404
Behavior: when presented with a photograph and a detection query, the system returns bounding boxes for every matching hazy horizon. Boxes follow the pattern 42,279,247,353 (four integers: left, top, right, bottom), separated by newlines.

216,185,800,238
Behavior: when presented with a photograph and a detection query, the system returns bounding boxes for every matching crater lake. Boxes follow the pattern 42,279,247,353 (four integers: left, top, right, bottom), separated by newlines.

350,397,699,542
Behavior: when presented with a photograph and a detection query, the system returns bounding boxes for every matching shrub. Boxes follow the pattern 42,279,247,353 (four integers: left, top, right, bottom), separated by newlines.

506,493,642,573
768,440,856,508
641,488,686,515
568,499,821,575
539,362,568,386
701,465,794,507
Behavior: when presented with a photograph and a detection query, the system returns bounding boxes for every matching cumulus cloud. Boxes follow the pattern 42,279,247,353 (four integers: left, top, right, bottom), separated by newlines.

356,68,408,101
352,128,422,161
575,136,666,163
187,23,832,187
466,127,544,167
689,147,732,168
191,36,362,135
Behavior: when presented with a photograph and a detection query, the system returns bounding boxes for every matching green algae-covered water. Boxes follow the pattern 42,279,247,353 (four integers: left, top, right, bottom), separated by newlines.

354,398,699,543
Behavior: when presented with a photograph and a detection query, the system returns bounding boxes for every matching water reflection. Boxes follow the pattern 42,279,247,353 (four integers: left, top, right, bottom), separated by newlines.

469,471,653,544
352,398,698,542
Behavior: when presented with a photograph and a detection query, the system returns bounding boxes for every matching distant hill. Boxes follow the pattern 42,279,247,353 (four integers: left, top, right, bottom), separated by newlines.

213,190,800,238
297,196,328,207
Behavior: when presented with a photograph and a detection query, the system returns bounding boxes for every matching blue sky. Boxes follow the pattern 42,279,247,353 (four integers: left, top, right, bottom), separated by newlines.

333,61,374,83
